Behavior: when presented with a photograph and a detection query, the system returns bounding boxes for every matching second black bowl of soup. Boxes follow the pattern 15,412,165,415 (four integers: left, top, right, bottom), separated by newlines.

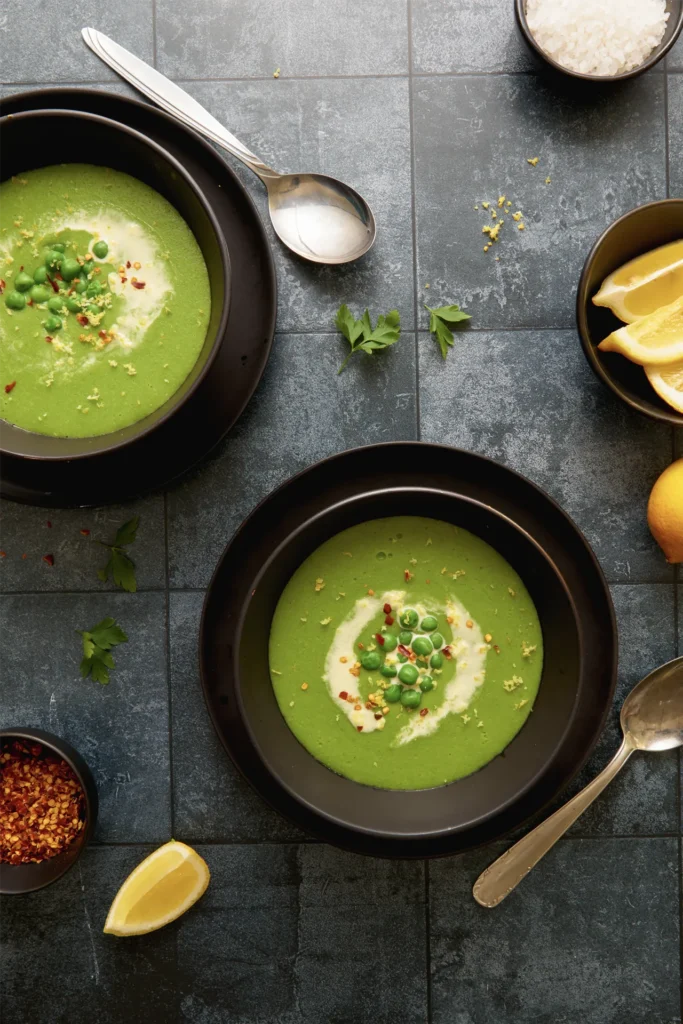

0,109,230,460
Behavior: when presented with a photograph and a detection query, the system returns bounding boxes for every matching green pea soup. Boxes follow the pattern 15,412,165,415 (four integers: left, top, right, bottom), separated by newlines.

0,164,211,437
269,517,544,790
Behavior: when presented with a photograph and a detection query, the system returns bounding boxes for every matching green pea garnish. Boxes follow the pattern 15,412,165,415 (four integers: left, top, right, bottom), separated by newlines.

74,278,88,294
430,632,444,650
51,242,66,253
43,315,62,332
382,634,398,653
65,296,82,313
33,266,48,284
82,260,95,275
399,609,419,629
86,281,102,298
60,258,81,282
14,271,34,292
361,651,381,671
87,304,100,315
46,250,63,270
420,615,438,632
92,240,109,259
30,284,50,304
400,689,421,709
5,290,26,310
397,654,408,664
412,636,433,657
430,652,444,670
398,630,413,646
380,663,398,678
384,684,402,703
398,663,419,686
47,296,66,314
419,677,434,693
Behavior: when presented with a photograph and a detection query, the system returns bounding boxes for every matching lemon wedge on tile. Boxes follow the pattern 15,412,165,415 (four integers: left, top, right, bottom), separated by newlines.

647,459,683,563
645,359,683,414
103,841,210,936
593,240,683,323
598,295,683,366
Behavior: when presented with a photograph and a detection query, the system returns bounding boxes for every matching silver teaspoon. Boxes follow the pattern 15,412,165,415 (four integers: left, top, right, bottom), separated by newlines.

473,656,683,908
82,28,376,265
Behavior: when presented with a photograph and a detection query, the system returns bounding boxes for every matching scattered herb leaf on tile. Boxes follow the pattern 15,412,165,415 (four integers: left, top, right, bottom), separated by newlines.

97,516,139,593
334,304,401,373
424,303,471,360
77,617,128,685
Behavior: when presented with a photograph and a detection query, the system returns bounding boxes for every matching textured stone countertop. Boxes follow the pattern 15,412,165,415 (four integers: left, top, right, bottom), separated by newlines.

0,2,681,1022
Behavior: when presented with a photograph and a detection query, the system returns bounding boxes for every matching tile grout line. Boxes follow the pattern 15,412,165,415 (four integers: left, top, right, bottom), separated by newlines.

406,0,421,443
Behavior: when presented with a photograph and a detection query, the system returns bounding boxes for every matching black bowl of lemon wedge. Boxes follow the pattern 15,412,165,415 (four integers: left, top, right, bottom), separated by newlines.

577,199,683,427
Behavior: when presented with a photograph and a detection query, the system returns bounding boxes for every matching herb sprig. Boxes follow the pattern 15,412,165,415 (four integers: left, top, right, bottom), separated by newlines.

334,305,401,373
97,516,139,593
78,617,128,685
424,303,471,359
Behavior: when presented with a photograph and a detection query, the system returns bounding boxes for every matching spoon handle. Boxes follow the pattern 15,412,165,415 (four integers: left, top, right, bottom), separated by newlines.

473,740,633,908
81,28,279,181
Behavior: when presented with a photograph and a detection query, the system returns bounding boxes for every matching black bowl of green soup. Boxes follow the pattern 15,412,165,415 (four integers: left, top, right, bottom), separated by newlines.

201,443,617,857
0,109,230,459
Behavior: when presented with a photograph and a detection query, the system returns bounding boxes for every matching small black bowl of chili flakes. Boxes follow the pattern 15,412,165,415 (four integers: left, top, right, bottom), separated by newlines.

0,728,97,894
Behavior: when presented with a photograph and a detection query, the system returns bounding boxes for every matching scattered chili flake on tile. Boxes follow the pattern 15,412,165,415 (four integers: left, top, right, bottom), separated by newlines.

0,739,85,864
0,551,6,558
80,529,90,537
46,521,52,528
4,381,16,394
42,554,54,566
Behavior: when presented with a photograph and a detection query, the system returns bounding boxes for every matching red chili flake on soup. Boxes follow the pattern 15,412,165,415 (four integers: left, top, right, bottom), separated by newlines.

384,615,394,626
45,336,52,343
4,381,16,394
397,644,411,658
338,690,348,701
356,725,363,732
442,646,452,660
383,603,392,614
131,280,146,290
375,633,385,646
76,314,89,327
0,280,5,294
420,708,429,717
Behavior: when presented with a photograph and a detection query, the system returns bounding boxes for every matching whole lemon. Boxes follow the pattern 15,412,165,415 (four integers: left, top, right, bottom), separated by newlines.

647,458,683,563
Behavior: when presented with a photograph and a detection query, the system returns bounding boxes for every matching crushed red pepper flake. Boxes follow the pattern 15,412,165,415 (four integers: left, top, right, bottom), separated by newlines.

375,633,385,646
131,280,146,290
442,646,452,659
46,521,52,528
42,554,54,567
338,690,348,701
76,314,89,327
384,614,394,626
126,260,131,269
0,280,5,294
397,644,411,658
404,569,414,582
420,708,429,717
0,740,85,865
45,336,52,343
4,381,16,394
48,276,59,294
0,551,6,558
80,529,90,537
383,603,392,614
356,726,363,732
374,713,383,720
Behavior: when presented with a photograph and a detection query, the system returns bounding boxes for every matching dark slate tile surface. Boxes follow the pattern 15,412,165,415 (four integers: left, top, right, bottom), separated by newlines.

0,593,171,842
0,497,165,593
156,0,409,78
0,2,154,84
177,844,427,1024
170,591,305,841
167,332,417,588
419,329,672,583
175,78,414,333
411,0,532,73
430,838,680,1024
413,74,666,329
668,38,683,72
0,846,176,1024
668,73,683,197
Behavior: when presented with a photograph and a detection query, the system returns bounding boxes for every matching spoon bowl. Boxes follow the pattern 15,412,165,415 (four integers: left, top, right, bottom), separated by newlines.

267,172,376,264
621,657,683,752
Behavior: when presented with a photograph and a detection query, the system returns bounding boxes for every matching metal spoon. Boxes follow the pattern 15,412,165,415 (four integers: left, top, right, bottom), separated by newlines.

473,656,683,908
81,28,376,265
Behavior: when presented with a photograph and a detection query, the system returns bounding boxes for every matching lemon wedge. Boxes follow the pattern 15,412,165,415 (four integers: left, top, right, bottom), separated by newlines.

647,459,683,563
645,359,683,414
593,240,683,323
103,840,210,936
598,295,683,366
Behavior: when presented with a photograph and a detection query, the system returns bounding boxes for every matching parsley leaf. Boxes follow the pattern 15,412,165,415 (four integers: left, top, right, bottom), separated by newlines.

77,616,128,685
424,303,471,359
335,304,401,373
97,516,139,593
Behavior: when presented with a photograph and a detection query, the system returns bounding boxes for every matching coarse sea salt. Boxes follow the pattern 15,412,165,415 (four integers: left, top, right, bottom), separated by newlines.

525,0,669,77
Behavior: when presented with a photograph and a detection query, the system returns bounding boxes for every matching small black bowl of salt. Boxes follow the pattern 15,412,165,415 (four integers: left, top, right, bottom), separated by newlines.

515,0,682,81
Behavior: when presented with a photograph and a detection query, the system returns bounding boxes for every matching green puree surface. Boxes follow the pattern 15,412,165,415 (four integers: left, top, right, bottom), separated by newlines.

269,517,544,790
0,165,211,437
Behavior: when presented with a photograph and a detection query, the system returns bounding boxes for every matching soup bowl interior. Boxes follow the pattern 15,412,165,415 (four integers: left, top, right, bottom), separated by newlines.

577,199,683,426
0,727,98,894
0,109,230,459
235,489,582,842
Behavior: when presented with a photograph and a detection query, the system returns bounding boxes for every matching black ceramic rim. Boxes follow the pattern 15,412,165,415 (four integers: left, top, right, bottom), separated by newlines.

576,198,683,428
0,107,232,462
200,442,618,858
0,88,277,507
514,0,683,82
0,727,98,894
